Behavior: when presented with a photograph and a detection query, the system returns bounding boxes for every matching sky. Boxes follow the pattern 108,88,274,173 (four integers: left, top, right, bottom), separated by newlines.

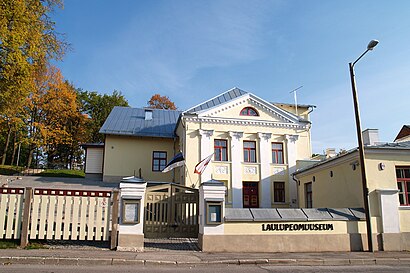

51,0,410,154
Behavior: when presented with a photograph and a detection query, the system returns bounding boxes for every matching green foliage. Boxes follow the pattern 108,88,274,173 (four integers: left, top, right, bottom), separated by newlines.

34,169,85,178
0,165,23,175
77,90,129,143
0,240,19,249
0,0,66,114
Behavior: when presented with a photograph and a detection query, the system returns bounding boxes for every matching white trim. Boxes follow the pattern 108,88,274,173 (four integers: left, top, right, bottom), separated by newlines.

194,93,303,125
185,116,308,130
398,206,410,210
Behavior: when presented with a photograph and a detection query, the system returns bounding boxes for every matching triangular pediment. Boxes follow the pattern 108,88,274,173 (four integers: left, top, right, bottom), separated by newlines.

184,88,301,125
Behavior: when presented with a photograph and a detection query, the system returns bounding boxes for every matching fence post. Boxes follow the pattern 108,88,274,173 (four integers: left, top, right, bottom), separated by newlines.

20,187,33,248
110,189,120,250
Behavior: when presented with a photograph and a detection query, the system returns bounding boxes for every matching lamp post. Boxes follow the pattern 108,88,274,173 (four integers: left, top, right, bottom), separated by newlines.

349,39,379,252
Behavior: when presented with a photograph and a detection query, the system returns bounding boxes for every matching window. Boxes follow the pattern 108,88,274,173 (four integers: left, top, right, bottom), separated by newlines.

214,139,228,161
206,201,223,225
240,107,259,116
152,151,167,171
305,182,312,208
243,141,256,163
273,182,285,203
272,142,284,164
397,167,410,206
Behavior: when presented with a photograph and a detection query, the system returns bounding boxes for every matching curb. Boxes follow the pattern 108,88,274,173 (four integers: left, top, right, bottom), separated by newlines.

0,256,407,266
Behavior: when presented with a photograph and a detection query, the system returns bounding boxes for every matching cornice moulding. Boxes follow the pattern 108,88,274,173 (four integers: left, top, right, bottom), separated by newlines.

184,116,308,130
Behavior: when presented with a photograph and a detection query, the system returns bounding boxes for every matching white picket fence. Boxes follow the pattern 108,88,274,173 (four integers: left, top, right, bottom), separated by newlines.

0,187,117,245
0,188,24,239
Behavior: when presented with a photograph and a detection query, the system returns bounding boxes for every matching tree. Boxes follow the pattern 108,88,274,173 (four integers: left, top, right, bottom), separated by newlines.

148,94,177,110
0,0,66,113
25,65,86,168
77,90,129,143
0,0,66,165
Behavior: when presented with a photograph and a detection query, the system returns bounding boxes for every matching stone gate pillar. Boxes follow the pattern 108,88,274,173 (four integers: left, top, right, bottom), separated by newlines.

198,179,226,251
117,177,146,252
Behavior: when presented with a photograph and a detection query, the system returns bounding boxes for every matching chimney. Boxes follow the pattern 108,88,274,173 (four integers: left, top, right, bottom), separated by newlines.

145,109,153,120
362,129,379,146
325,148,336,158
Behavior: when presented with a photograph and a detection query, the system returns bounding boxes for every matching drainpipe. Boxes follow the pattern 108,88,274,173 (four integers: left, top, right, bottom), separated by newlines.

292,173,300,208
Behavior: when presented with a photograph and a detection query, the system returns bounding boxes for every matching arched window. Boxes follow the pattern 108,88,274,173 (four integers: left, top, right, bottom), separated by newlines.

240,107,259,116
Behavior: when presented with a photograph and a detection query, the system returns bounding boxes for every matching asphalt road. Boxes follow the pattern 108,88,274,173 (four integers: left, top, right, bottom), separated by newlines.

2,264,410,273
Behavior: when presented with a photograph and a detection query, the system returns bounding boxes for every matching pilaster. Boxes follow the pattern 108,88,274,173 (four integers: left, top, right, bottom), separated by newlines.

199,129,214,183
285,134,299,207
229,131,243,208
258,132,272,208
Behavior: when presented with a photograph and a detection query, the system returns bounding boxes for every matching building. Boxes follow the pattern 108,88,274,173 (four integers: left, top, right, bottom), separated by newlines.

395,125,410,143
97,87,315,208
294,129,410,251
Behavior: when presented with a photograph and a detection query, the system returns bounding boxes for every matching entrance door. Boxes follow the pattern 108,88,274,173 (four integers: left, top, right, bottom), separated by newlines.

243,182,259,208
144,184,199,238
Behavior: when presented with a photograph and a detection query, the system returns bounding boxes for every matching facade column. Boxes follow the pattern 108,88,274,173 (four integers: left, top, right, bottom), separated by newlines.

258,132,272,208
285,134,299,208
229,131,243,208
199,129,214,183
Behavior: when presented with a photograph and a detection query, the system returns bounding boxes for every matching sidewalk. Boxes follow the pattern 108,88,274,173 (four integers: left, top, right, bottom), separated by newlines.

1,248,410,266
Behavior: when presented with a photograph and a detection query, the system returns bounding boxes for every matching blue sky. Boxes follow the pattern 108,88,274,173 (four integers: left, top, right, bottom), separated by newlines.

51,0,410,154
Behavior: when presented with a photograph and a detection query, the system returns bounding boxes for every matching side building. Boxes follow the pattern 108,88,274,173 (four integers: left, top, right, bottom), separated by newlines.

294,129,410,251
98,87,315,208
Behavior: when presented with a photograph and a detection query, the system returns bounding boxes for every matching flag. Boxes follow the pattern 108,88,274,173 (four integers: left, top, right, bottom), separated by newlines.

194,153,214,175
162,153,185,173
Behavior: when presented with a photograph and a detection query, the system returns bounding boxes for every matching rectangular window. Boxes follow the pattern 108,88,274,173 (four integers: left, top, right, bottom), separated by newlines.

243,141,256,163
397,167,410,206
214,139,228,161
273,181,285,203
152,151,167,172
305,182,312,208
272,142,284,164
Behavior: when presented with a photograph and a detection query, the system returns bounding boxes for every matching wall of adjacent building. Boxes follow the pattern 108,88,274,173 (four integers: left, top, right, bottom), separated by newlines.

296,148,410,244
103,135,176,182
296,149,410,209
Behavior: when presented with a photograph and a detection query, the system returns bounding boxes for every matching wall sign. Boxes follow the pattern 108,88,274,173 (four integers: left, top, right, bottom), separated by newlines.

262,223,334,231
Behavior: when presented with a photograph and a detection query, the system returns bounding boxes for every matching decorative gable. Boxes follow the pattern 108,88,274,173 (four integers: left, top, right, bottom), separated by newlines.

183,88,309,129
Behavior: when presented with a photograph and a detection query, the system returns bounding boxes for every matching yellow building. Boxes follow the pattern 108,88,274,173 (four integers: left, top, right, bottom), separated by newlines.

99,87,315,208
294,129,410,250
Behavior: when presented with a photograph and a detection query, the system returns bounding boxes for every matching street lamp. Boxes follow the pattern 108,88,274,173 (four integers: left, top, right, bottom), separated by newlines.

349,39,379,252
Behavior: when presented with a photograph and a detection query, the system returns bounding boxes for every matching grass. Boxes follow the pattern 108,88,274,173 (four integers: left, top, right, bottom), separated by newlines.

0,165,23,175
0,240,48,249
0,165,85,178
0,240,19,249
34,169,85,178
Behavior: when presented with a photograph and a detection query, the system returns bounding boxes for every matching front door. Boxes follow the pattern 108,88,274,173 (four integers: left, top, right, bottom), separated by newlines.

243,182,259,208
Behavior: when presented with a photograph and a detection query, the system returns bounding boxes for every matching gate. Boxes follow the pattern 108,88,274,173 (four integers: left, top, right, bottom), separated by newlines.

144,184,198,238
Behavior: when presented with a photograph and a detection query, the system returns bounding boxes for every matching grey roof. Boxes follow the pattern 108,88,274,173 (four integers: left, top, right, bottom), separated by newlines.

99,107,182,138
224,208,362,222
294,141,410,176
185,87,248,113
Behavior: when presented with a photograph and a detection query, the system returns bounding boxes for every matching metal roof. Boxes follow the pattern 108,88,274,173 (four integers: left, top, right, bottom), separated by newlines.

294,141,410,176
224,208,363,222
185,87,248,113
99,107,182,138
